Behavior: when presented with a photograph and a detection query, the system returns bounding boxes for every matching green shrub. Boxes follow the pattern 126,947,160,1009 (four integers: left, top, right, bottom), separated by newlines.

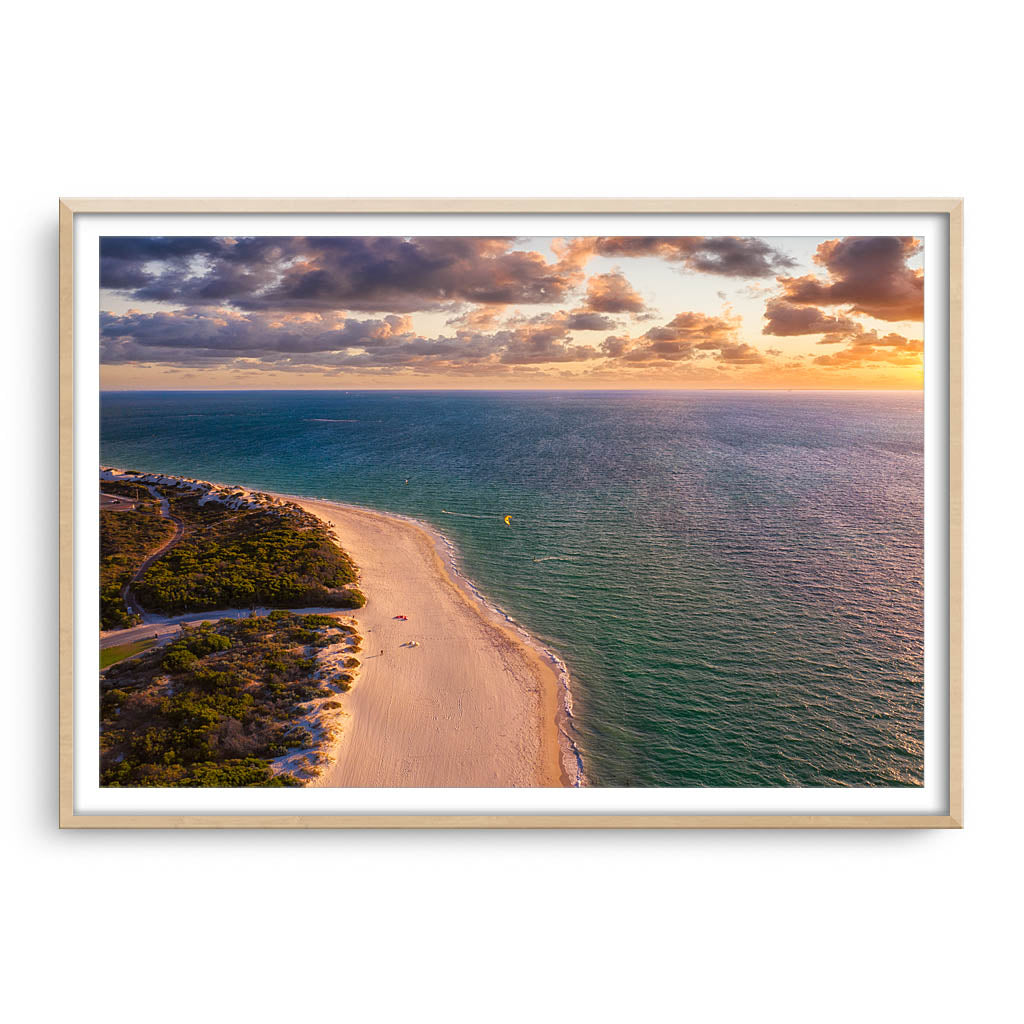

99,503,175,629
100,610,360,788
162,648,199,674
184,631,232,656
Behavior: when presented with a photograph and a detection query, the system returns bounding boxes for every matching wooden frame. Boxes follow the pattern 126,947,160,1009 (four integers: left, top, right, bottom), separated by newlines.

60,197,963,828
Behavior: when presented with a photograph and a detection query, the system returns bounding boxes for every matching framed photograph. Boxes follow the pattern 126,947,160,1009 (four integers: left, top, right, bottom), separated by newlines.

60,198,962,828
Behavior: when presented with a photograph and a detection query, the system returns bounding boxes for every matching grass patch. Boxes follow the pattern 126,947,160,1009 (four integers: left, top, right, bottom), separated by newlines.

100,638,158,670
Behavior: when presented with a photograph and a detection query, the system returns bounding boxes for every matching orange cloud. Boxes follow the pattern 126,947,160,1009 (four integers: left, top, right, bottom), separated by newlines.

763,297,863,337
604,311,764,365
583,271,647,313
813,331,923,368
775,236,923,322
445,304,505,330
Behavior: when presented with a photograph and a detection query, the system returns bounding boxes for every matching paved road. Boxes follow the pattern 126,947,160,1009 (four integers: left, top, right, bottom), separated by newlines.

101,616,241,651
100,621,187,651
100,608,349,650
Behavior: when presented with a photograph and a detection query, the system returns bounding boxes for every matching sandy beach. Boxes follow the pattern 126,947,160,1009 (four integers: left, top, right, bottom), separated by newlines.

289,497,569,788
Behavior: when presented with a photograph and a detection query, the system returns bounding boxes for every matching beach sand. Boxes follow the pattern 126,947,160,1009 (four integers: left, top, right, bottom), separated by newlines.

290,498,569,788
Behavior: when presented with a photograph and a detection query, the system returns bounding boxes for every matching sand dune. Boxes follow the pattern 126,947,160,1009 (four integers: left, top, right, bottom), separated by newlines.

289,498,568,788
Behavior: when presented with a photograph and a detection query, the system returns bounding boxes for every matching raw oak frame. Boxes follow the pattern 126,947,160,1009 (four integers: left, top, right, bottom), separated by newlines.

59,197,963,829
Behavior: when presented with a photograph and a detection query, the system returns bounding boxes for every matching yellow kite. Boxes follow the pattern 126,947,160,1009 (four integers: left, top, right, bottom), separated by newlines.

504,515,512,526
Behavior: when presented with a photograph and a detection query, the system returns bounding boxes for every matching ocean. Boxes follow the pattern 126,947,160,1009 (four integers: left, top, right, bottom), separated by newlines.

100,390,924,787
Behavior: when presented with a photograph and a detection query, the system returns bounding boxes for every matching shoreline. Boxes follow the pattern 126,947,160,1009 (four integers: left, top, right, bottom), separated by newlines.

284,494,581,788
101,466,583,787
283,493,585,788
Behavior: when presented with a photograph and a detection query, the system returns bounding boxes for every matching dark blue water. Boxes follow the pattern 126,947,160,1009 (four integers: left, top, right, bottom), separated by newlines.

101,390,924,787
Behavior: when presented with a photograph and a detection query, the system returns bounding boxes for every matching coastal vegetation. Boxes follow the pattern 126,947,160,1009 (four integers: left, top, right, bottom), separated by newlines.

99,472,365,624
99,488,175,629
132,488,366,615
99,472,369,788
100,613,360,787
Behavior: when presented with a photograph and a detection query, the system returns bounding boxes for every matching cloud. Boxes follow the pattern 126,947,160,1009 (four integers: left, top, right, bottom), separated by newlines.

497,333,600,365
556,236,795,277
717,343,765,365
101,236,587,314
101,235,796,330
445,286,623,341
762,297,864,337
565,310,618,330
447,303,617,334
759,237,925,374
445,304,505,330
582,271,647,313
812,331,923,368
99,305,604,372
604,311,764,365
774,236,923,322
100,308,418,360
100,302,774,375
600,335,631,357
491,311,606,364
99,234,926,387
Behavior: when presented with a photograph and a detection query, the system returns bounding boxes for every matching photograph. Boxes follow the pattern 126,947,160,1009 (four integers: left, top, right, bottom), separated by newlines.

89,223,934,798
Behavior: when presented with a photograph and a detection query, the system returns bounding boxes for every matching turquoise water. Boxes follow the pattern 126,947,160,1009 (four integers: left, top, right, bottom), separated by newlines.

101,390,924,787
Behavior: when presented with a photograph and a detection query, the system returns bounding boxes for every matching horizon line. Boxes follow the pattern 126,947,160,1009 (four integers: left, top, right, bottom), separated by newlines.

99,385,924,394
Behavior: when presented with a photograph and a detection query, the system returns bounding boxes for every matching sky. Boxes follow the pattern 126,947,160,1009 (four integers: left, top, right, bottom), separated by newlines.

99,234,925,390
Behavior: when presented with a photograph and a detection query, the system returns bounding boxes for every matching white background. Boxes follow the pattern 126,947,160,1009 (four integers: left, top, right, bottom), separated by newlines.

2,2,1019,1022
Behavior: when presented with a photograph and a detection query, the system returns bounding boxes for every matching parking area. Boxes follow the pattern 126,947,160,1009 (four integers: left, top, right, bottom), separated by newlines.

100,491,137,511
